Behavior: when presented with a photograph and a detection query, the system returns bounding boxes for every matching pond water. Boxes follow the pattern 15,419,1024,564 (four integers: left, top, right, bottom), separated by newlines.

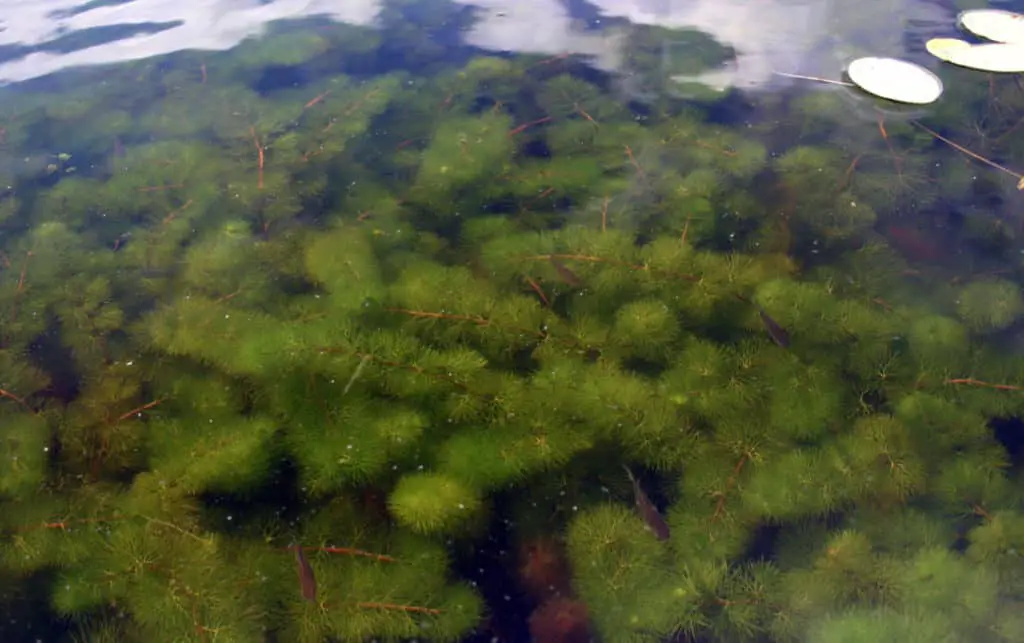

1,0,1024,641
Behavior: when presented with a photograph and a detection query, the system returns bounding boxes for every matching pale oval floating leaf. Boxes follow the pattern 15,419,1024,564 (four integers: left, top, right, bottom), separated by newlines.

959,9,1024,45
925,37,972,63
845,57,943,105
942,42,1024,73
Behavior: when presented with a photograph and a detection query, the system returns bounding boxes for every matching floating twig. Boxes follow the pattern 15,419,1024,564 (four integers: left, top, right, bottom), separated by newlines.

912,120,1024,189
772,71,854,87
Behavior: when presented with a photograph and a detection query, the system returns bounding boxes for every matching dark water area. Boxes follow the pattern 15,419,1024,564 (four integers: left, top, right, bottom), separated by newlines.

2,0,1024,642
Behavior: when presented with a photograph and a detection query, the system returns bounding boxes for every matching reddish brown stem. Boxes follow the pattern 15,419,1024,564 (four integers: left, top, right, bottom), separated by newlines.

137,184,183,192
680,212,692,245
972,503,992,521
523,276,550,307
624,145,645,179
877,116,904,181
344,89,379,116
712,453,748,522
0,387,32,412
574,103,597,125
163,199,193,225
299,546,397,563
250,127,265,190
945,378,1024,392
522,253,699,283
304,91,330,109
386,308,491,326
508,116,553,138
16,251,31,293
355,601,442,615
116,398,164,423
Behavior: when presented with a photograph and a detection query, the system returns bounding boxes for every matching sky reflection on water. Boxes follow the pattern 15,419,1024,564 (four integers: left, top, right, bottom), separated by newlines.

0,0,961,91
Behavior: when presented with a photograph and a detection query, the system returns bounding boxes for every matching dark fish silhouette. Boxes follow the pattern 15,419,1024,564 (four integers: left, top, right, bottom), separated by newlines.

623,465,670,541
735,294,790,348
550,257,583,287
756,307,790,348
293,545,317,602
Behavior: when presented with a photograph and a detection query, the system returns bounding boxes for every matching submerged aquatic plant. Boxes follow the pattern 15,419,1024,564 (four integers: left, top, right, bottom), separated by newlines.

0,7,1021,643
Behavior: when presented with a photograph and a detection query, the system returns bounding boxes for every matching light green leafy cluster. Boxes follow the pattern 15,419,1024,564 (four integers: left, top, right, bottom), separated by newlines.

0,13,1020,643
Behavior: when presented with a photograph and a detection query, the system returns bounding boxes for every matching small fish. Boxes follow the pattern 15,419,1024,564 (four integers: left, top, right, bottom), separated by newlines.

293,545,317,602
623,465,670,541
549,257,583,288
757,307,790,348
735,294,790,348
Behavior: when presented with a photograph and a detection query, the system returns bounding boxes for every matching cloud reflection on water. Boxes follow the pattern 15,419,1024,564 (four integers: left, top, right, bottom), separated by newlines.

0,0,954,91
0,0,380,83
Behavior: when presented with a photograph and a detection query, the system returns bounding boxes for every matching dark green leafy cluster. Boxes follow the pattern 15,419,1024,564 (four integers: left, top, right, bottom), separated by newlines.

0,4,1023,642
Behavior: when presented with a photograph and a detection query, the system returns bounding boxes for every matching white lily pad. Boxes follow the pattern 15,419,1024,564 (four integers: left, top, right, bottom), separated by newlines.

845,57,943,105
959,9,1024,45
925,37,972,63
941,42,1024,72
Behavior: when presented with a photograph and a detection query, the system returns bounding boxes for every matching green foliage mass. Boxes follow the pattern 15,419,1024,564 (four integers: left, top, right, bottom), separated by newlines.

0,7,1023,643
